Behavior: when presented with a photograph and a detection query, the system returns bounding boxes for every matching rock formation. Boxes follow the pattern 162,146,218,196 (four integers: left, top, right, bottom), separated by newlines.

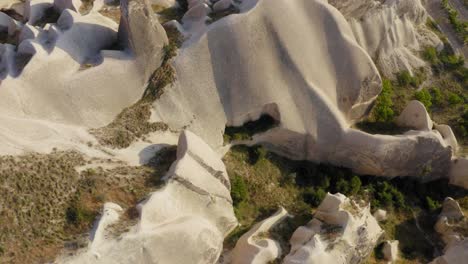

373,209,388,222
283,193,383,264
0,0,167,155
329,0,442,78
396,100,433,131
231,207,289,264
57,130,238,264
430,197,467,264
152,0,453,180
382,240,399,263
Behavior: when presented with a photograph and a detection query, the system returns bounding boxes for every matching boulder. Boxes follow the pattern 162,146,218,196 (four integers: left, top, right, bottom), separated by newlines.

449,158,468,189
118,0,168,82
430,197,467,264
231,207,289,264
373,209,387,222
435,124,459,154
382,240,399,263
396,100,433,131
441,197,464,221
283,193,383,264
213,0,231,12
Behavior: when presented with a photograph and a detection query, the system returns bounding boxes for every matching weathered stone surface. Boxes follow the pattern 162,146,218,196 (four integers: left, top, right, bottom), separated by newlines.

231,207,289,264
283,193,383,264
329,0,442,78
396,100,433,131
152,0,453,181
213,0,231,12
435,124,459,154
382,240,399,263
119,0,168,82
441,197,465,221
450,157,468,189
57,130,238,264
373,209,387,222
431,198,467,264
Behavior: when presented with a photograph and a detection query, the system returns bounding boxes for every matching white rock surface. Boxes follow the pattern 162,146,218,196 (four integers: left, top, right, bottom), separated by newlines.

329,0,442,78
382,240,399,263
152,0,452,180
396,100,433,131
283,193,383,264
0,0,168,155
435,124,459,154
57,130,238,264
373,209,387,222
231,207,289,264
430,198,467,264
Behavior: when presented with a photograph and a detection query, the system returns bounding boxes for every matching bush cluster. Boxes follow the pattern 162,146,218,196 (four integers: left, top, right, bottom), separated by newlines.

373,79,395,122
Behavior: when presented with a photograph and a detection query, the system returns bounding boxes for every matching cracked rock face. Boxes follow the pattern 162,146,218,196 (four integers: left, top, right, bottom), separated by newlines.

283,193,383,264
57,130,238,264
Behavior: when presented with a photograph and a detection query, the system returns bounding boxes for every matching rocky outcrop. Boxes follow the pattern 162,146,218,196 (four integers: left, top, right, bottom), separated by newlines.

430,198,467,264
435,124,459,154
283,193,383,264
0,0,168,154
231,207,289,264
382,240,399,263
118,0,168,82
373,209,387,222
450,157,468,189
396,100,433,131
329,0,442,78
151,0,454,181
57,130,238,263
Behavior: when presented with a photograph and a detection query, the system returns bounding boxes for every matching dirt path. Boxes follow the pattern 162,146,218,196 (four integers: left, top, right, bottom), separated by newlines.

425,0,468,62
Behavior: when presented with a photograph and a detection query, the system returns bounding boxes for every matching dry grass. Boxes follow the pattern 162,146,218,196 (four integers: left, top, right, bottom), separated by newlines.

0,147,177,263
90,102,168,148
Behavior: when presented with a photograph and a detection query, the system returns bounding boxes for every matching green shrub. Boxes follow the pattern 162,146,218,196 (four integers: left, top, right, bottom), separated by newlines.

426,196,440,211
397,70,413,87
303,187,326,207
371,181,406,209
448,92,463,105
441,54,465,70
66,204,95,226
335,178,349,195
349,175,362,195
414,89,432,109
423,47,438,64
231,175,248,206
373,79,395,122
430,87,444,106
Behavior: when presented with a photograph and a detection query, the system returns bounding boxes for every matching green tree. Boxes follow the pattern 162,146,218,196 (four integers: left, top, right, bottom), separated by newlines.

373,79,395,122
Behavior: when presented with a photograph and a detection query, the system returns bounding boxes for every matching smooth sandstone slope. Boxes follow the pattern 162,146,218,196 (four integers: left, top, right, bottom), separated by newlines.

57,130,238,264
152,0,452,180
